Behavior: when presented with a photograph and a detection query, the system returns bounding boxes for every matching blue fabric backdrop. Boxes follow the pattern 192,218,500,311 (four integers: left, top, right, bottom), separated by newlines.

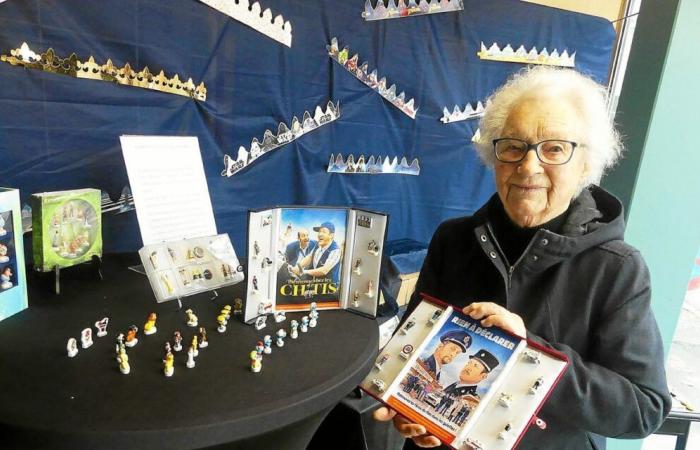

0,0,615,255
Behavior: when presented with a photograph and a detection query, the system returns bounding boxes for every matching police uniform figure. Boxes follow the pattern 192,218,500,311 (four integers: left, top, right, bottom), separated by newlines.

443,349,500,398
421,330,471,382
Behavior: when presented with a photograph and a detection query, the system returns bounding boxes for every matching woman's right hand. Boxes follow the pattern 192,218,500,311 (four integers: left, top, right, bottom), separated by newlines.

373,406,442,448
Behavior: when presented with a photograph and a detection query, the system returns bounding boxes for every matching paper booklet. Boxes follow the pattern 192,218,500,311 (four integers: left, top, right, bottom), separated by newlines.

360,294,568,450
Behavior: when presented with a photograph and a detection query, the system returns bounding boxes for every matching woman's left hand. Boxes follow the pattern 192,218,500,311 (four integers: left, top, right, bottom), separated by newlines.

462,302,527,338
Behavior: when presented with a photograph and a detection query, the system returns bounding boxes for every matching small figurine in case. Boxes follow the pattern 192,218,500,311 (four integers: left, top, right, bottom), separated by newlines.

365,280,375,298
371,378,386,392
498,392,513,408
253,241,261,258
399,344,414,360
144,313,158,335
251,276,259,294
352,258,362,276
367,240,380,256
523,349,542,364
353,291,360,308
185,309,198,327
428,309,442,325
399,318,415,335
261,257,273,271
498,423,513,440
529,376,544,394
375,354,389,370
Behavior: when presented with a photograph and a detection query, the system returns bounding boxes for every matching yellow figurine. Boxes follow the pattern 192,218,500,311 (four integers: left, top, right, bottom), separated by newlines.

163,351,174,377
144,312,157,335
250,350,262,373
191,335,199,357
117,346,130,375
217,313,228,333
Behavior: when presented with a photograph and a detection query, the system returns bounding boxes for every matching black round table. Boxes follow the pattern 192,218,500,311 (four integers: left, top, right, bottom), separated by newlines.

0,255,378,450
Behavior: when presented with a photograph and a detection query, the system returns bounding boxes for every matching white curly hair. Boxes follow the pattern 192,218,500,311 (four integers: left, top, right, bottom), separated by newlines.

474,66,623,190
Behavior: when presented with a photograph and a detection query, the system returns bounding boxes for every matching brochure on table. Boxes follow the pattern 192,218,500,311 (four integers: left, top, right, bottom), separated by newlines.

244,207,387,322
360,294,568,450
0,188,28,322
121,136,244,303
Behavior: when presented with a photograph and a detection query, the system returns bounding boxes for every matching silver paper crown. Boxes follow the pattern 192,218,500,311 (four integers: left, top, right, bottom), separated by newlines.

362,0,464,21
222,101,340,177
199,0,292,47
327,37,418,119
328,154,420,176
441,101,484,123
477,42,576,67
1,42,207,100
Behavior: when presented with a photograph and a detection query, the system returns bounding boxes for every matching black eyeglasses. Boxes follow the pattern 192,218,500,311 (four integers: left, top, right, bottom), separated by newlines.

493,138,579,165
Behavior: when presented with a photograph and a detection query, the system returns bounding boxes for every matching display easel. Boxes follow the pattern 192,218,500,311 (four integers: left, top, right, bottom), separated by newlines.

47,254,103,295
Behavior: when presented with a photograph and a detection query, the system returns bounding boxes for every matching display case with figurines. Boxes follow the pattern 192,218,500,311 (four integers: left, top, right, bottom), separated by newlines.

359,294,568,450
243,206,387,323
31,188,102,272
139,233,244,303
0,187,28,322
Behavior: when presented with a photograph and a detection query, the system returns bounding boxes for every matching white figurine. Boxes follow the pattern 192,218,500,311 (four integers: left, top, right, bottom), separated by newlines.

352,258,361,276
117,346,130,374
254,315,267,331
67,338,79,357
274,311,287,323
185,308,198,327
186,346,196,368
276,329,287,347
263,335,273,354
290,320,299,339
173,331,183,351
372,378,386,392
367,240,380,256
498,423,513,440
365,280,375,298
498,392,513,408
309,310,318,328
0,215,6,236
529,376,544,395
81,328,93,349
0,266,13,289
94,317,109,337
523,349,542,364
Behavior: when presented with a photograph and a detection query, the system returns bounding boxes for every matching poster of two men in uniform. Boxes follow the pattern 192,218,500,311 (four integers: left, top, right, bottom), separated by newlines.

387,309,524,441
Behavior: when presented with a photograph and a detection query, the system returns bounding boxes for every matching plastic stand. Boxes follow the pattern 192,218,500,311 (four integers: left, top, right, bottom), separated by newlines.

52,255,103,295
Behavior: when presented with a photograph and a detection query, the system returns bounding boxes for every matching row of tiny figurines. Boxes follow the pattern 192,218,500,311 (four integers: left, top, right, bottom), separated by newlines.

65,299,322,376
249,302,321,373
66,299,243,375
370,309,547,448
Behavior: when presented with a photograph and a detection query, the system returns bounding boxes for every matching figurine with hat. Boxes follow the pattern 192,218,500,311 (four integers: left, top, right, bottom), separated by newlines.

420,330,471,382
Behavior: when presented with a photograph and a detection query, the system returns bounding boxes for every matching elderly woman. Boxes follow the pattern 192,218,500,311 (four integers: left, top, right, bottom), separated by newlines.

374,66,671,449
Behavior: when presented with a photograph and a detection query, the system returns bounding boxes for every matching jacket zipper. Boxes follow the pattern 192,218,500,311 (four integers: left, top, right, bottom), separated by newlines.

486,224,540,290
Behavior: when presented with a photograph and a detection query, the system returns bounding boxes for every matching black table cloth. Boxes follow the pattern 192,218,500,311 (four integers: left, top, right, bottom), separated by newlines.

0,255,378,449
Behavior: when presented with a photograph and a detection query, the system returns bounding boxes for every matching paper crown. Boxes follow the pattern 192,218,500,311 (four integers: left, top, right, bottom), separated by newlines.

328,154,420,176
441,101,484,123
477,42,576,67
199,0,292,47
471,128,482,144
1,42,207,100
222,101,340,177
362,0,464,21
327,37,418,119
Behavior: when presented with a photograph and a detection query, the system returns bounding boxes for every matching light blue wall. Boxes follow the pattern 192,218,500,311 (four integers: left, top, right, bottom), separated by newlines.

607,0,700,449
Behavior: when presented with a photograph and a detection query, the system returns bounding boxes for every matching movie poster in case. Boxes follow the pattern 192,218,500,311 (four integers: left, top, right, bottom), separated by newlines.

276,207,347,310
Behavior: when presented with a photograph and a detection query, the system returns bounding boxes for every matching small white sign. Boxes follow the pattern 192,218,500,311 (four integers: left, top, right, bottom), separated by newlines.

120,136,217,245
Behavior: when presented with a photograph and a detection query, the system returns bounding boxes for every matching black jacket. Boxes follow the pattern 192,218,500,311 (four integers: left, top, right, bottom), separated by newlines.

404,186,671,450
